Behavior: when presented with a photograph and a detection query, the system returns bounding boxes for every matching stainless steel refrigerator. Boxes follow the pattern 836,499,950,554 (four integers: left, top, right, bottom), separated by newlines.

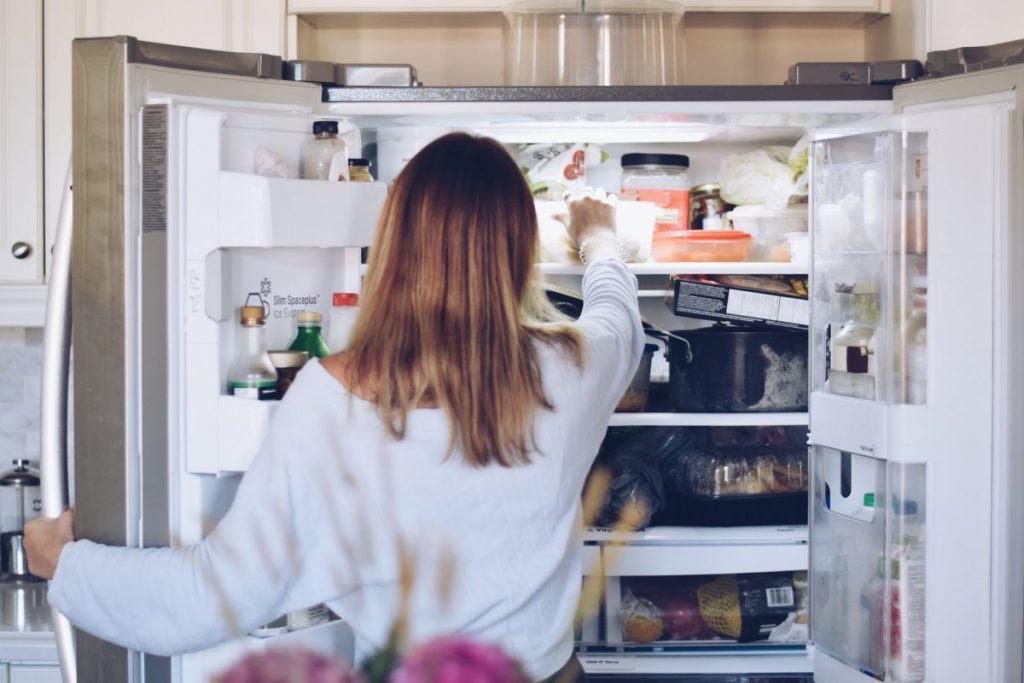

41,35,1024,683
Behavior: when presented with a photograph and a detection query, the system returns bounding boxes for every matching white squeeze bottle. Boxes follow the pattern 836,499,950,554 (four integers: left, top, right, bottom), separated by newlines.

327,292,360,352
303,120,348,181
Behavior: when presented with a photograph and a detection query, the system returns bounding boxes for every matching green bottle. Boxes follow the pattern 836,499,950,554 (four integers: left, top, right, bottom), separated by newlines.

289,310,332,359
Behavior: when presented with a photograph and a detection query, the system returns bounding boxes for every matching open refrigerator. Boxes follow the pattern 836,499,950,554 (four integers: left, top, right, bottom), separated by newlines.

39,36,1024,683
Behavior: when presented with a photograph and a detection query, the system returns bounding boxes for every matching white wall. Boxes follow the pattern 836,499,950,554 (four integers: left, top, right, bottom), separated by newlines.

926,0,1024,52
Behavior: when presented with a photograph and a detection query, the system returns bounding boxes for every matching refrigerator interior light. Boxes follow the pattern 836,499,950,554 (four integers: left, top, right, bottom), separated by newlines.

474,120,723,144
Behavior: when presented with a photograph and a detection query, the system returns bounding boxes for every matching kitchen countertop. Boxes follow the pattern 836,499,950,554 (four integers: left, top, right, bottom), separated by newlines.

0,580,57,663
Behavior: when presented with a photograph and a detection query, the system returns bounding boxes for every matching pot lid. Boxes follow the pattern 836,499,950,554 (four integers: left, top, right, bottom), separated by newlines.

0,460,40,487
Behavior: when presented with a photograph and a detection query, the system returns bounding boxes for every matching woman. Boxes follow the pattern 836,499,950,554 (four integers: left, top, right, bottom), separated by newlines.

25,133,643,681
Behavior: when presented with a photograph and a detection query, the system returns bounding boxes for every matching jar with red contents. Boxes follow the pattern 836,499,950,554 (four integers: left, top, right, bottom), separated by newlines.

620,153,691,232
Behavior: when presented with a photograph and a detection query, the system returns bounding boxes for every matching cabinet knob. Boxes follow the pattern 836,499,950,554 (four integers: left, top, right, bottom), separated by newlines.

11,242,32,259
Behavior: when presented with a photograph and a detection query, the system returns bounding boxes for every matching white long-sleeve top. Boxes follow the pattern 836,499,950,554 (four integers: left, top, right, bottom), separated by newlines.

48,257,643,681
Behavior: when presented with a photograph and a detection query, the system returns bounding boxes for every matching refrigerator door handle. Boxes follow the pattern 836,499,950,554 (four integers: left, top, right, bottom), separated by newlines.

41,163,77,683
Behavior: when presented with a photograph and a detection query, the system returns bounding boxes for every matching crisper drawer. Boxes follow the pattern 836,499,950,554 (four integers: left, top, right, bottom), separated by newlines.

585,677,812,683
578,569,808,652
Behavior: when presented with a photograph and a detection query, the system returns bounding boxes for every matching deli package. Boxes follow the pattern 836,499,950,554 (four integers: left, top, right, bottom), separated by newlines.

620,571,807,645
667,274,809,330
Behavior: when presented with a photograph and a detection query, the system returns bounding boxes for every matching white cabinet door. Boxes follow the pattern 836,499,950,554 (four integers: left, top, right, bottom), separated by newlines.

288,0,882,11
0,0,44,285
42,0,288,276
8,666,61,683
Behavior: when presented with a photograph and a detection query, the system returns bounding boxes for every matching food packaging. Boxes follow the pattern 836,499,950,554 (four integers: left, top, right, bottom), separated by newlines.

726,204,808,261
667,275,809,330
619,572,800,645
651,230,751,262
670,444,808,526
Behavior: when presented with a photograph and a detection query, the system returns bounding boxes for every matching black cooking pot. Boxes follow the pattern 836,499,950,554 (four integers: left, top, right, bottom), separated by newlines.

658,325,808,412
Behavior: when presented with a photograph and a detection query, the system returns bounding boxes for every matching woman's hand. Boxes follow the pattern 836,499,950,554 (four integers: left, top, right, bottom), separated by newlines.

563,188,617,247
25,508,75,580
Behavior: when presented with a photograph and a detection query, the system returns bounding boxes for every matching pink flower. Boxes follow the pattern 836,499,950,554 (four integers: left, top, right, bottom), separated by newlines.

216,648,365,683
391,638,529,683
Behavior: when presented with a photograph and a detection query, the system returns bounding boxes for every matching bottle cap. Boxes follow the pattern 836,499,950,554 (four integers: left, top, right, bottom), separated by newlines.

297,310,323,324
268,350,309,369
863,492,876,507
240,306,266,326
312,120,339,135
621,152,690,169
333,292,359,307
348,158,371,167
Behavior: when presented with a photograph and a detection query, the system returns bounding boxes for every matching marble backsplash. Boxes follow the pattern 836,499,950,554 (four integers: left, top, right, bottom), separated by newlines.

0,327,43,464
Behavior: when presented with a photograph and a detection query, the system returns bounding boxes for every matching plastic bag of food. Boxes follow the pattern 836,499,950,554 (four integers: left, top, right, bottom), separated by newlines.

518,143,602,200
698,572,798,642
719,138,808,208
621,591,665,643
596,428,707,528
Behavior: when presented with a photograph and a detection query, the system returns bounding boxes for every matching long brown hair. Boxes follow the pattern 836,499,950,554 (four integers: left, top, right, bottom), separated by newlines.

344,133,582,466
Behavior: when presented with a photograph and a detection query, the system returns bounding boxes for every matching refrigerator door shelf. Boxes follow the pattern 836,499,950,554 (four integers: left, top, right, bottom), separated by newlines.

216,172,386,249
188,396,281,475
814,649,882,683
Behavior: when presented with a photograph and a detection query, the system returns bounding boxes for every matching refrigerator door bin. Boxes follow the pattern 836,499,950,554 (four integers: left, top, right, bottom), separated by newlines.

810,130,929,406
809,447,927,681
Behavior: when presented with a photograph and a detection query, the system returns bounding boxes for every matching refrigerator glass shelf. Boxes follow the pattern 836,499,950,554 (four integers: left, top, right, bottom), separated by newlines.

583,525,808,546
576,642,808,655
537,262,809,276
608,412,809,427
575,647,813,675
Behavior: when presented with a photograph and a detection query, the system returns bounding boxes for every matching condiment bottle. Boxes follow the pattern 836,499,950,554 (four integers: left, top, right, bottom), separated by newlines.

289,310,331,359
267,350,309,398
348,158,374,182
303,120,348,181
227,301,279,400
326,293,359,353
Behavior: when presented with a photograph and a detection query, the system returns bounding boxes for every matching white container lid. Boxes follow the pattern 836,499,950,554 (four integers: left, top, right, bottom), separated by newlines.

727,204,808,218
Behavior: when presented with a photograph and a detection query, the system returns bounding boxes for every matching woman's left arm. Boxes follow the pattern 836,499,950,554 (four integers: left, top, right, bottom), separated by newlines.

27,403,347,656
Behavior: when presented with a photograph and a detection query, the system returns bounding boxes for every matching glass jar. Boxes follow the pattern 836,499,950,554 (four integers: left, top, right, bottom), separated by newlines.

267,350,309,397
620,153,690,232
228,301,279,400
689,182,729,231
348,158,374,182
303,120,348,181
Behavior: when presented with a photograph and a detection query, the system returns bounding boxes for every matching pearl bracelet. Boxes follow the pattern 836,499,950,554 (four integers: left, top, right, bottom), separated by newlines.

578,233,627,265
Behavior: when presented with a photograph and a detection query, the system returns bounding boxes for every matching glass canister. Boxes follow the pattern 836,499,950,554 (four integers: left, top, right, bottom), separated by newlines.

503,0,684,86
620,153,690,232
689,183,730,231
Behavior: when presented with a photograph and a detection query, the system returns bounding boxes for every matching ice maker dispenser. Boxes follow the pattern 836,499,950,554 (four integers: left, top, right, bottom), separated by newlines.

810,447,926,682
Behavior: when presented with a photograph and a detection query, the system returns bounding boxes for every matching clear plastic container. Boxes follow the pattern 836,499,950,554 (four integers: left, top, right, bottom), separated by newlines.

621,153,691,232
726,204,808,261
615,343,658,412
651,230,751,262
503,0,683,86
686,447,807,498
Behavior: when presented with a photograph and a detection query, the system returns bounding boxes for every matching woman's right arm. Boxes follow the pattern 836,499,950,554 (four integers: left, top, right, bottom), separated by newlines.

565,194,645,417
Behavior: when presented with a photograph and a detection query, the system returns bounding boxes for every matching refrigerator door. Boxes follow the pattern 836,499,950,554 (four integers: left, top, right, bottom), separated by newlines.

69,37,373,683
808,72,1023,683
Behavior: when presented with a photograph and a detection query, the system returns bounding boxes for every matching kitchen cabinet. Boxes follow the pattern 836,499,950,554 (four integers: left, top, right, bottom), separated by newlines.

926,0,1024,52
0,0,45,294
32,0,289,326
5,665,62,683
289,0,887,12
